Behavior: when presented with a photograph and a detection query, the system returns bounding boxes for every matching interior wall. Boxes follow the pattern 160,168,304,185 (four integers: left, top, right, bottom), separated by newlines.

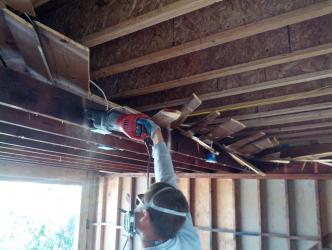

94,175,332,250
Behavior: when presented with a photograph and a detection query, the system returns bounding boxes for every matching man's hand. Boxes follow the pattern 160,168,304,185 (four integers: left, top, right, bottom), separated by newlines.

136,119,163,144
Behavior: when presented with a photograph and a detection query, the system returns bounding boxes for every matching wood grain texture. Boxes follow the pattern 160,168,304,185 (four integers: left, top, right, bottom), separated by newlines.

112,43,332,99
92,1,332,78
82,0,222,47
138,69,332,111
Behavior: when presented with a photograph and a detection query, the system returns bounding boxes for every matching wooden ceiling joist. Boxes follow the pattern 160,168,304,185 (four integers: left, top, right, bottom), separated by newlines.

92,0,332,78
280,143,332,159
194,86,332,117
259,122,332,135
228,132,266,150
112,42,332,99
139,69,332,112
276,129,332,140
280,135,332,145
81,0,222,47
212,102,332,125
243,109,332,128
0,67,241,172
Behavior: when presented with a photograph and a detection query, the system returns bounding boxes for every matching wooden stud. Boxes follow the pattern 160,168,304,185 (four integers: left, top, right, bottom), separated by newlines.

112,43,332,99
82,0,222,47
314,180,323,249
92,1,332,78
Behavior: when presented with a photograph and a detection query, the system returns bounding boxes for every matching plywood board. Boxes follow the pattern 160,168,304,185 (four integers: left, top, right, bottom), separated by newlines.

215,179,236,250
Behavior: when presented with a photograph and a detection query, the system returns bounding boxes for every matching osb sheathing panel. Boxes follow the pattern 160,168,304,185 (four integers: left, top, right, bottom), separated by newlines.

118,52,332,112
90,0,321,68
104,16,332,108
101,27,289,96
41,0,177,40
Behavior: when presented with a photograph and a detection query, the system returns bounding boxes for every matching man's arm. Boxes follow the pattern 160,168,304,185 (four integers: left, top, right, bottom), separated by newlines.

151,129,177,187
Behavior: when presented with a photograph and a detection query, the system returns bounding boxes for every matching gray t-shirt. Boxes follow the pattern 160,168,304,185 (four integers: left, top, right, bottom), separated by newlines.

144,143,201,250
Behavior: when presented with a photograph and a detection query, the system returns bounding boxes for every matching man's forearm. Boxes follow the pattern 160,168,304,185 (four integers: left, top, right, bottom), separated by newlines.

151,129,177,187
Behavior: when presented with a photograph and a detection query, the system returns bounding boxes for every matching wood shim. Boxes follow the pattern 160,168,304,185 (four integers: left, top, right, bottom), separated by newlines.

92,1,332,78
200,118,246,143
81,0,222,47
113,42,332,99
152,109,181,128
139,69,332,112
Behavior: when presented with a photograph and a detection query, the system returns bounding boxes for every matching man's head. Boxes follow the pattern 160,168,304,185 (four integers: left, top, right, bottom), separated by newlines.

135,182,189,241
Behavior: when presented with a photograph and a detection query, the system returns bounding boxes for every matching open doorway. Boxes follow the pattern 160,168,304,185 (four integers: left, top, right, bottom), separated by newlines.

0,181,82,250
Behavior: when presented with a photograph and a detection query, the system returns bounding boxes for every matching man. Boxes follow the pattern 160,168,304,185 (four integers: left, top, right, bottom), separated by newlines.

134,119,201,250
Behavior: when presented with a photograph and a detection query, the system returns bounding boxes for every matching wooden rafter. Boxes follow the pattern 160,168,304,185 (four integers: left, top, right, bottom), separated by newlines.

242,109,332,128
111,42,332,99
81,0,222,47
138,69,332,112
212,102,332,125
92,1,332,78
193,87,332,117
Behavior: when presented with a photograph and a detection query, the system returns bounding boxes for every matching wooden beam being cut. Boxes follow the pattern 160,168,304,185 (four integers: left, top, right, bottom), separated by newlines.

81,0,222,47
92,1,332,78
139,69,332,112
112,42,332,99
171,93,202,129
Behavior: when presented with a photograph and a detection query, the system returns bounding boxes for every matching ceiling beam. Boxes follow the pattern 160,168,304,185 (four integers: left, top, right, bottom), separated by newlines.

105,172,332,180
211,102,332,125
112,42,332,99
92,1,332,78
81,0,222,47
139,69,332,112
275,129,332,140
238,122,332,137
193,87,332,117
0,68,239,172
280,143,332,158
279,135,332,145
243,109,332,128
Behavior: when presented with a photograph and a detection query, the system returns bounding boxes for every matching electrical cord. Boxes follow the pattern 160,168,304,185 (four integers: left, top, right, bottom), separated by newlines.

144,138,153,189
122,237,128,250
89,80,109,111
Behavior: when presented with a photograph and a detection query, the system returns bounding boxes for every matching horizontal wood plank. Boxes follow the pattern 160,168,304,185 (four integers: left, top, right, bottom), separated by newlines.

113,43,332,99
82,0,222,47
92,1,332,78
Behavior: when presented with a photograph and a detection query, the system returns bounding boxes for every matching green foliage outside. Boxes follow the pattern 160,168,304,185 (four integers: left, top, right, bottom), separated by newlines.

0,211,75,250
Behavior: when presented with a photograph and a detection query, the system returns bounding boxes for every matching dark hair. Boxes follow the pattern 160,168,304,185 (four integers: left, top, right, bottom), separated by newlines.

144,182,189,239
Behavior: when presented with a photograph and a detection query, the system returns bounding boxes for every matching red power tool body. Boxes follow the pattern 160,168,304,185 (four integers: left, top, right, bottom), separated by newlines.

116,113,149,141
86,109,149,142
